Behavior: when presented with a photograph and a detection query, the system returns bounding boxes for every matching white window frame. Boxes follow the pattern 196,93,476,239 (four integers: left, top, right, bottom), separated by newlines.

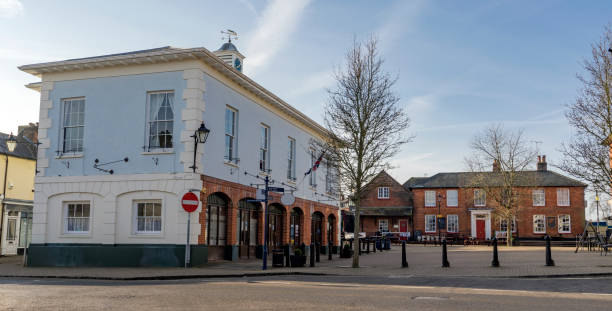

474,189,486,206
378,219,389,232
60,97,85,154
532,189,545,206
499,217,517,233
446,190,458,207
133,200,163,235
259,124,270,173
63,201,91,234
145,91,174,151
533,214,546,234
557,188,570,206
224,106,238,163
287,137,296,181
378,187,390,199
447,214,459,233
425,215,436,233
558,214,571,233
309,149,317,187
425,191,436,207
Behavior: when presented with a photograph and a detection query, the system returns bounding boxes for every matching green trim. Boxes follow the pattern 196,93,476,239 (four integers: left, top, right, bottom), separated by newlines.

27,244,208,267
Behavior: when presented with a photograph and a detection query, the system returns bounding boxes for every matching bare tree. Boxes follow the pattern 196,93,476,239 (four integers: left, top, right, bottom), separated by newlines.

559,25,612,194
315,37,411,268
466,124,538,247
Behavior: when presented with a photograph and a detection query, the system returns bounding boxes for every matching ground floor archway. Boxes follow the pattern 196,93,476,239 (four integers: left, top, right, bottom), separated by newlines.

238,199,260,259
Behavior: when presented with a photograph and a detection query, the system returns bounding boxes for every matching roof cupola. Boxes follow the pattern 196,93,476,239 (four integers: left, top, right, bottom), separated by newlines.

213,29,245,72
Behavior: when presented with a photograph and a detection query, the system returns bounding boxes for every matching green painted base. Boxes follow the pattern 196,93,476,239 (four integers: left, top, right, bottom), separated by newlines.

27,244,208,267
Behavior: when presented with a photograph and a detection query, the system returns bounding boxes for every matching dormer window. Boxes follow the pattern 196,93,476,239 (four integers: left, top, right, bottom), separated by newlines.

378,187,389,199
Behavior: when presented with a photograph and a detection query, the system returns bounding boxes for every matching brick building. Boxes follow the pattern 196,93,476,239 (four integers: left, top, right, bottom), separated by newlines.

405,156,586,241
355,171,413,238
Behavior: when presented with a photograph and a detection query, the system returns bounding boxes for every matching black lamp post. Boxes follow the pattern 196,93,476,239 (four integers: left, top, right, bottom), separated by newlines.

189,122,210,173
437,193,445,243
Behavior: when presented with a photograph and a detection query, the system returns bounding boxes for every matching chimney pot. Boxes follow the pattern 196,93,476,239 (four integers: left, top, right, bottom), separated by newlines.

537,155,547,171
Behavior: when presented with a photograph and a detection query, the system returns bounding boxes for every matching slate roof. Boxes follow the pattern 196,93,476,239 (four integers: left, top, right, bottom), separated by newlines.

217,42,238,52
360,206,413,216
0,133,37,160
404,170,587,189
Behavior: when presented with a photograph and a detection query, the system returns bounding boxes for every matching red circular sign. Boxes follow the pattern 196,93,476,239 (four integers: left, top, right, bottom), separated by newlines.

181,192,199,213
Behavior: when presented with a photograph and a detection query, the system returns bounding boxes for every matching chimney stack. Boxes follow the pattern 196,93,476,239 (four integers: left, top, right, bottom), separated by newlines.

537,155,547,171
492,159,501,172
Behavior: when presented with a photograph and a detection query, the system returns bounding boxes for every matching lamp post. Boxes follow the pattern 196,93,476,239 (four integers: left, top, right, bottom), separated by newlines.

595,190,600,238
189,122,210,173
437,193,445,243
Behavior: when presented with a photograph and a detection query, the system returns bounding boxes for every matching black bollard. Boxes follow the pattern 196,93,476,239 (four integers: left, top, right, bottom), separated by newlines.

545,235,555,266
316,242,320,262
491,237,500,267
373,239,377,253
310,243,315,267
366,239,370,253
401,241,408,268
442,239,450,268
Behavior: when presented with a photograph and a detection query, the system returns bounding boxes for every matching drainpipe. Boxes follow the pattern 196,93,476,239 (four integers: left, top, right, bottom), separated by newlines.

1,153,9,252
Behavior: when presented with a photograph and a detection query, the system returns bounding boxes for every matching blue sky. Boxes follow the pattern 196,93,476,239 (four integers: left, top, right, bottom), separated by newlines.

1,0,612,186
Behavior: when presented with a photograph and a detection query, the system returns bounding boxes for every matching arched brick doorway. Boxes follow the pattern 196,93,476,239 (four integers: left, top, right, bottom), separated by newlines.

311,211,324,246
238,199,261,259
206,192,229,260
267,203,285,251
290,207,303,246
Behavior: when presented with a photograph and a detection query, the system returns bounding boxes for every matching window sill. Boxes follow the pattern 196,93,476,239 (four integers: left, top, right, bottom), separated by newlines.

259,171,271,177
224,161,239,168
286,179,297,185
55,154,83,159
59,233,91,238
558,231,572,234
377,197,390,200
130,233,164,238
142,150,174,155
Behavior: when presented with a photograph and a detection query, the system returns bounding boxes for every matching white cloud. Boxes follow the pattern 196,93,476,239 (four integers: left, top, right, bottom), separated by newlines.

287,70,334,98
244,0,311,76
0,0,23,18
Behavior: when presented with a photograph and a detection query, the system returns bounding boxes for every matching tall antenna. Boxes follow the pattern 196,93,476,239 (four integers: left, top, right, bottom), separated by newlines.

531,140,543,151
221,29,239,43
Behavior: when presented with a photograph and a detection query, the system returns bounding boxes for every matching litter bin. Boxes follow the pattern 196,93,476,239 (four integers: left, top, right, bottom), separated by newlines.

272,249,284,267
375,239,382,250
384,239,391,250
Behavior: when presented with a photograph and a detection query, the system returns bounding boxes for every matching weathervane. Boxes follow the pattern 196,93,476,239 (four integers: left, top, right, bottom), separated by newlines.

221,29,238,43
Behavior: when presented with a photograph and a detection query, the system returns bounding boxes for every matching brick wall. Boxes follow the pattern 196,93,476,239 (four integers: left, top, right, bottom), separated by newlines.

412,186,585,239
198,175,340,247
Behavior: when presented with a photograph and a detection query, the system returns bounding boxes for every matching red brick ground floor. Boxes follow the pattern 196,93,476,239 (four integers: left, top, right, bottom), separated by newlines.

359,216,413,239
413,207,585,242
198,175,340,261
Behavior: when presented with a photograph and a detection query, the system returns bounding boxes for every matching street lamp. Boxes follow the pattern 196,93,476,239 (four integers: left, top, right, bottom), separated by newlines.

437,193,445,243
6,133,17,153
189,122,210,173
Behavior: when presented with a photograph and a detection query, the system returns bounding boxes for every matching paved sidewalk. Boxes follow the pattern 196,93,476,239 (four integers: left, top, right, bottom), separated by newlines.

0,245,611,280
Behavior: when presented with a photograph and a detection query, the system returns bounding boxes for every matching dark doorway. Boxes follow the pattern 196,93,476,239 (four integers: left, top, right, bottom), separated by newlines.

207,193,228,260
290,207,303,246
267,204,285,251
238,199,260,259
311,212,324,246
327,214,336,247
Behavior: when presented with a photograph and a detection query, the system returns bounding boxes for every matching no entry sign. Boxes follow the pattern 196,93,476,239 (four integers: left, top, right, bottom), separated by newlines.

181,192,199,213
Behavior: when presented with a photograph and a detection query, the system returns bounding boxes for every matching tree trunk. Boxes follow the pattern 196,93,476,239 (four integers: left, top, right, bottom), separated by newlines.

352,199,360,268
506,222,512,247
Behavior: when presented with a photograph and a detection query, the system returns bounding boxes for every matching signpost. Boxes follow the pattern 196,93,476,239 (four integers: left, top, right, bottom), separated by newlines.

181,192,199,268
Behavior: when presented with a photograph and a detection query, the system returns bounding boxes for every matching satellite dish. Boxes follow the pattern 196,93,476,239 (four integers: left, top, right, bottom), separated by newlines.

281,193,295,206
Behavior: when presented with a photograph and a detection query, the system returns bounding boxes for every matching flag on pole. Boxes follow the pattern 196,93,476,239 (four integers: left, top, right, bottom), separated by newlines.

304,151,325,176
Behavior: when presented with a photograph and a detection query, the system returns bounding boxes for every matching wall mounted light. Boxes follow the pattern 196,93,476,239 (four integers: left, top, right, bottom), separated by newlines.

190,122,210,173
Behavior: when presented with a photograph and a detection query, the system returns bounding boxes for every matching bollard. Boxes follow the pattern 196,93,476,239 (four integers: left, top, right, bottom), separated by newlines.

366,239,370,254
545,235,555,266
328,242,333,260
442,239,450,268
316,242,320,262
401,241,408,268
284,245,290,267
491,237,500,267
310,243,315,267
373,239,377,253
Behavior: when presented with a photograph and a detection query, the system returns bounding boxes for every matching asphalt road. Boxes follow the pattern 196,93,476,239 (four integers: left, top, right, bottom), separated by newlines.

1,275,612,310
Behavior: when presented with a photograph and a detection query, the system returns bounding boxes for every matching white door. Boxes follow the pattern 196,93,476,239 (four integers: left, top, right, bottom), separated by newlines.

2,211,20,255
